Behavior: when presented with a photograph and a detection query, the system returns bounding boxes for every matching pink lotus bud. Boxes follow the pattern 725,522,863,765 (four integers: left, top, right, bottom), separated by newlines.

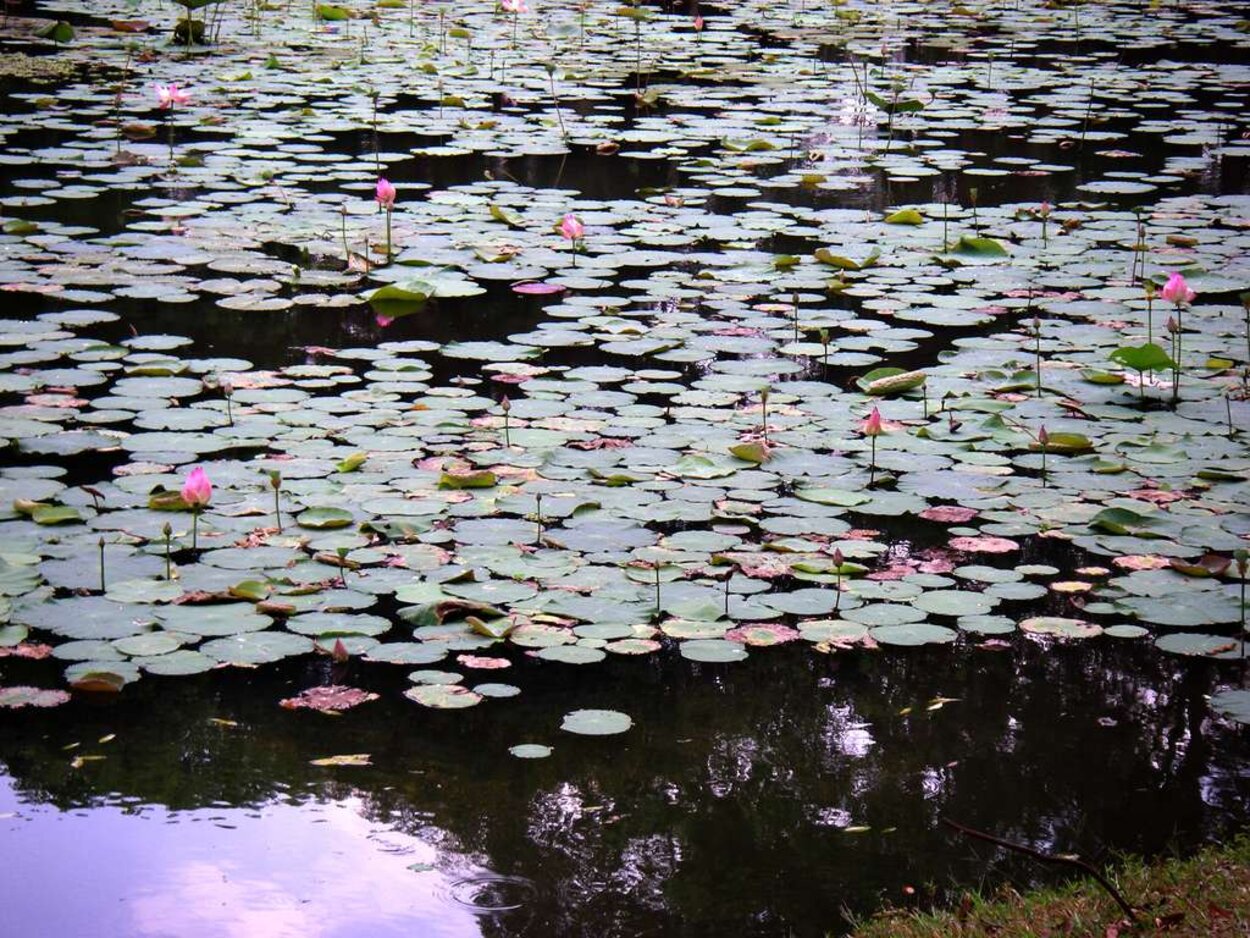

833,547,844,567
331,638,349,662
1038,425,1049,446
1039,201,1051,218
1160,272,1195,307
375,314,393,328
181,466,212,509
501,0,528,12
155,83,192,109
694,14,704,30
860,406,884,437
375,177,397,209
559,213,584,241
501,396,511,412
1166,315,1179,334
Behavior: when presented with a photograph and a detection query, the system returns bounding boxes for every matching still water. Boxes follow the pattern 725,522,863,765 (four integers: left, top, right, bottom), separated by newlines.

3,643,1247,936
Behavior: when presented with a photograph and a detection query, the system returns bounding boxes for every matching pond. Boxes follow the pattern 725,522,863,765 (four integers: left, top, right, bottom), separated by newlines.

0,0,1248,934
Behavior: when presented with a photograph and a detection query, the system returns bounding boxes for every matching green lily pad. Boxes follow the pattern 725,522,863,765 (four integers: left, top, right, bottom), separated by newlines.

404,684,483,709
509,743,553,759
560,708,633,736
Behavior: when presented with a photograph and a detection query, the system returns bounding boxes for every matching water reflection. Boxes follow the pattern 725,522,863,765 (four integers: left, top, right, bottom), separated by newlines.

0,779,484,938
2,642,1244,936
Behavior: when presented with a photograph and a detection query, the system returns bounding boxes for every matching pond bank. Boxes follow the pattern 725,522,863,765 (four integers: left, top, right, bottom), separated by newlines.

852,833,1250,938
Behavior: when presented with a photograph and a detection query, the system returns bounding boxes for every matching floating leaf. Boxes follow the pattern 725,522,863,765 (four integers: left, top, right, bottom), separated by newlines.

404,684,482,709
509,744,553,759
310,753,372,766
280,685,379,712
560,708,632,736
0,686,71,709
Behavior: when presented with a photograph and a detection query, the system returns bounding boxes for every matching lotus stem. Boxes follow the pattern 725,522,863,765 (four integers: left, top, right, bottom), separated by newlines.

98,537,106,592
337,547,349,587
270,471,283,533
163,522,172,580
869,435,877,488
1145,286,1154,344
534,492,543,544
654,562,661,615
341,206,349,268
1034,315,1042,397
549,69,566,138
384,207,392,261
1242,297,1250,371
191,506,200,551
635,20,642,95
167,104,176,166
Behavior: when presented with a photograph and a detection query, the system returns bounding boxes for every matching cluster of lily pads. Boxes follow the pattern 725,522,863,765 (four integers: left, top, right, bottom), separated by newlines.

0,0,1248,731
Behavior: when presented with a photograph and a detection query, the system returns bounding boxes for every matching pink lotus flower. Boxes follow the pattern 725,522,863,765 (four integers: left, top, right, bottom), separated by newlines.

560,213,584,241
375,177,396,209
859,406,884,437
155,83,191,109
501,0,528,12
1160,271,1195,307
181,466,212,508
375,313,393,328
1038,201,1051,217
694,14,704,30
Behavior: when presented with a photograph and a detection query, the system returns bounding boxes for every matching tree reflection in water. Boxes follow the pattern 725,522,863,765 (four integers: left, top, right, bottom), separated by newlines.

1,641,1246,937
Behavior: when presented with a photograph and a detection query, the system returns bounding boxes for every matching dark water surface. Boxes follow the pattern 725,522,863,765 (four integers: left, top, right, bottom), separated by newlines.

3,641,1248,936
2,0,1250,934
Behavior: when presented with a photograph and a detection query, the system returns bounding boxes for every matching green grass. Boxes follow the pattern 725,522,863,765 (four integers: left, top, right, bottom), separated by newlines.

851,835,1250,938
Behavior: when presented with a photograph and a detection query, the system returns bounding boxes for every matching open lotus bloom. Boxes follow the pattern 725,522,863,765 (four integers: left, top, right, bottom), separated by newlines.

180,466,212,508
1160,271,1195,306
501,0,529,13
154,83,192,109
